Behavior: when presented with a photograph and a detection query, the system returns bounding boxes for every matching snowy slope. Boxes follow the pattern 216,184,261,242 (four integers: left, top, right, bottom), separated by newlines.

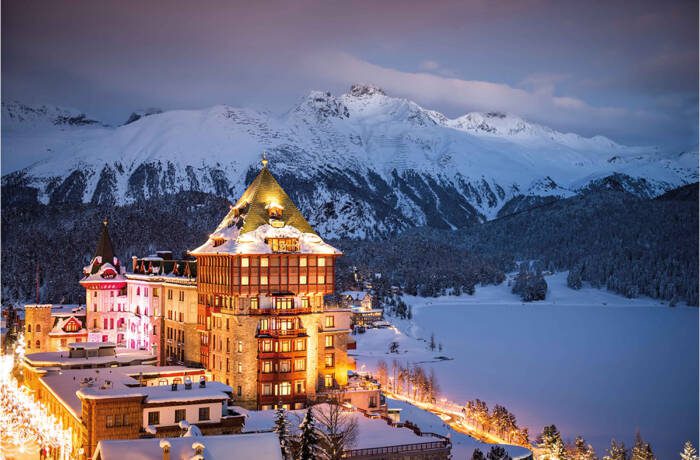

2,86,697,238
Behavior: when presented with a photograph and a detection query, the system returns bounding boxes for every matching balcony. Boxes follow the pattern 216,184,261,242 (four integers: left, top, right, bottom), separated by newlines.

259,369,307,382
249,307,312,316
257,328,307,338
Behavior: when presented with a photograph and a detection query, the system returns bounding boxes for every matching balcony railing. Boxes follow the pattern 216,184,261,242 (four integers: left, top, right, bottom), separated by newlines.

343,440,450,457
257,328,307,337
249,307,312,316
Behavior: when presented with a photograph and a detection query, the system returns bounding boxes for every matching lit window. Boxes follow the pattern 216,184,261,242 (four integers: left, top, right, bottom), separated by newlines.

295,358,306,371
262,340,273,352
318,257,325,267
199,407,210,421
241,258,249,268
295,380,305,394
325,316,335,328
261,258,269,267
106,415,114,428
299,275,307,285
295,339,306,351
324,374,333,388
280,340,291,352
279,381,291,396
241,276,249,286
325,335,334,348
318,275,325,284
237,341,243,353
280,360,291,372
262,383,273,396
325,353,334,368
262,361,272,373
261,275,268,285
300,257,307,267
238,362,243,373
301,297,310,308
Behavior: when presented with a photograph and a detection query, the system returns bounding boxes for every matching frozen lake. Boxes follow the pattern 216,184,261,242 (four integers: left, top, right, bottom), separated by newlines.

354,273,699,459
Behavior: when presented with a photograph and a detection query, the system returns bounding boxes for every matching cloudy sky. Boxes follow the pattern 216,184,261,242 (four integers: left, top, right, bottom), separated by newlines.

2,0,698,146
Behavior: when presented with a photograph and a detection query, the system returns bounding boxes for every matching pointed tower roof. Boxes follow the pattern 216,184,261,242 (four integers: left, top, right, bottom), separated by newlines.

95,218,116,262
191,156,339,255
231,160,316,235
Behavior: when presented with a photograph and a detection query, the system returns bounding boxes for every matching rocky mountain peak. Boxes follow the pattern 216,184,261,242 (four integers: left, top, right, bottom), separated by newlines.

348,84,386,97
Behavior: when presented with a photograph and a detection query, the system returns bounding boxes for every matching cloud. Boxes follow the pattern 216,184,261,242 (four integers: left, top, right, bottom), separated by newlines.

303,52,659,139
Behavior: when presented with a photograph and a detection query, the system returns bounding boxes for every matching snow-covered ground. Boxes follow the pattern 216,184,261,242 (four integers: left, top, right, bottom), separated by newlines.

353,272,699,459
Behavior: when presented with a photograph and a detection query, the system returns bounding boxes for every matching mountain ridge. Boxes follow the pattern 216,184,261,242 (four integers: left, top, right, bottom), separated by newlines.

2,85,697,238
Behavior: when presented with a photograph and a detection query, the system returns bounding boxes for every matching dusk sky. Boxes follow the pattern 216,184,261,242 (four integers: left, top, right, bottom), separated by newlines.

2,0,698,147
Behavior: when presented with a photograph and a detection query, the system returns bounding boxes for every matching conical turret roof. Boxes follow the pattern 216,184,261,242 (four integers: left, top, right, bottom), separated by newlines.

191,158,339,255
94,218,116,262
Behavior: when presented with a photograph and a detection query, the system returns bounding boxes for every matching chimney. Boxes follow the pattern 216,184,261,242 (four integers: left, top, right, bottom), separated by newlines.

199,376,206,388
171,382,178,391
132,256,138,273
159,439,171,460
184,377,192,390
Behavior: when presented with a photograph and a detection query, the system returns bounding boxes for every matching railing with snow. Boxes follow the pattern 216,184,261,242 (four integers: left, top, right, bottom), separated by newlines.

342,439,450,457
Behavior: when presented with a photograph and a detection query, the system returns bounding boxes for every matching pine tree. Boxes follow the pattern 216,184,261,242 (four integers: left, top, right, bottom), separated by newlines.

299,408,321,460
487,445,513,460
274,406,290,458
603,440,628,460
571,435,597,460
631,431,655,460
472,448,486,460
680,441,698,460
539,425,567,460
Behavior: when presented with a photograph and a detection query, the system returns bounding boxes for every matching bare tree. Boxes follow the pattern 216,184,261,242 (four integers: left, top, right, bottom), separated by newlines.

315,401,359,460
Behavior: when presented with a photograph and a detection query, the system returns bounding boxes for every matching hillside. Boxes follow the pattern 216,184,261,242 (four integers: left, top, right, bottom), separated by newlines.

3,85,697,239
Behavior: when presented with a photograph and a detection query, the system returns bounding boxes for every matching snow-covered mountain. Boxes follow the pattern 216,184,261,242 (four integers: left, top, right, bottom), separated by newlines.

2,85,697,238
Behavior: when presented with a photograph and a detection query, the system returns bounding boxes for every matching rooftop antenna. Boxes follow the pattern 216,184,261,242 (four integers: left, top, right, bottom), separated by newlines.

261,152,269,168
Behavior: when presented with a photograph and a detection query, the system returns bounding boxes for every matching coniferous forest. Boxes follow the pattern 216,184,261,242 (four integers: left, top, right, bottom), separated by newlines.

2,182,697,306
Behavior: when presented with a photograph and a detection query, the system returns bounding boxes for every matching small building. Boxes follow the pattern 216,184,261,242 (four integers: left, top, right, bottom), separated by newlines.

21,361,244,459
24,342,158,369
341,291,384,328
24,304,88,352
93,432,284,460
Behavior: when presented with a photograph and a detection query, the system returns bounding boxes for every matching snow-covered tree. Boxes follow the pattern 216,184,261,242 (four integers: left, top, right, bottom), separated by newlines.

680,441,698,460
298,408,321,460
472,448,486,460
603,440,628,460
569,435,597,460
487,445,512,460
539,425,567,460
631,432,655,460
274,406,290,458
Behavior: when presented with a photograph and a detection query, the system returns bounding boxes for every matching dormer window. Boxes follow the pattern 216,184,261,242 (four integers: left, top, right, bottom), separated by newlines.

212,237,225,248
266,202,284,219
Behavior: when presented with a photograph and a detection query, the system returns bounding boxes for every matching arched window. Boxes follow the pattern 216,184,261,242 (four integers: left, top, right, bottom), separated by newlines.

35,340,40,348
27,324,31,333
35,324,41,333
136,286,140,296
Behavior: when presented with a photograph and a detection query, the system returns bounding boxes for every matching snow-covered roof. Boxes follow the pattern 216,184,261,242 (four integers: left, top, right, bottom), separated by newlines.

37,365,217,418
241,403,433,450
77,380,232,404
24,348,155,369
341,291,371,301
192,223,340,255
190,164,340,256
94,432,283,460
